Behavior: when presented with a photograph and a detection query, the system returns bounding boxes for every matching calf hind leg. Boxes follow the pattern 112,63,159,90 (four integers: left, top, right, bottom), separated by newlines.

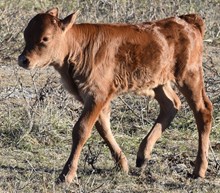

136,83,181,167
177,77,213,178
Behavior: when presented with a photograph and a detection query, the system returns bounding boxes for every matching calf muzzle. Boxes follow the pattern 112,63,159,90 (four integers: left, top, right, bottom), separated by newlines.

18,54,30,69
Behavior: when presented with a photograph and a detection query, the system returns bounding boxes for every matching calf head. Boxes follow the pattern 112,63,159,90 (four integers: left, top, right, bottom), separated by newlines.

18,8,78,69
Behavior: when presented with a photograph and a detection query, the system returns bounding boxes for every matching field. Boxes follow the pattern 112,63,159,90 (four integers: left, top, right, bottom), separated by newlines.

0,0,220,192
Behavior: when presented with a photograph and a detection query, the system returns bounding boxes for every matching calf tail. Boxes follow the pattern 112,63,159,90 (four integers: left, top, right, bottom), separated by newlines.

179,14,205,37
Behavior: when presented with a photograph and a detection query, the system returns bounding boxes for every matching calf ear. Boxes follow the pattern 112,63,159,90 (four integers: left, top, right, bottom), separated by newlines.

61,10,80,32
46,8,59,18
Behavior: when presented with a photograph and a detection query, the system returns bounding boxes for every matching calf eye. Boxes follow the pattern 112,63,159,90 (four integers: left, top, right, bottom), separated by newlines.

39,37,50,47
42,37,49,42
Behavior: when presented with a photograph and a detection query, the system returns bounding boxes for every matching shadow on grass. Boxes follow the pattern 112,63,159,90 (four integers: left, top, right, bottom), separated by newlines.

0,164,60,174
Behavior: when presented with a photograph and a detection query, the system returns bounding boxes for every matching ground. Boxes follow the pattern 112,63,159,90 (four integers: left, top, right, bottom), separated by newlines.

0,0,220,192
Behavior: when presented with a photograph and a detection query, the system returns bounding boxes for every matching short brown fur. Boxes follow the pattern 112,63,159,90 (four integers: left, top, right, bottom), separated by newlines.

18,8,212,184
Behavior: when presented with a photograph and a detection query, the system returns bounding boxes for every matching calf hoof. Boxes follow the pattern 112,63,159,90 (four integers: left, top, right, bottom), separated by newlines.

136,158,149,177
57,172,76,185
192,168,206,179
116,153,129,174
65,173,76,184
136,157,147,168
56,174,65,184
192,159,207,178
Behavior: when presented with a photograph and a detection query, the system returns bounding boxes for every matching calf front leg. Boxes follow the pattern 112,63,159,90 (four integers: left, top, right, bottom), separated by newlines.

58,97,107,184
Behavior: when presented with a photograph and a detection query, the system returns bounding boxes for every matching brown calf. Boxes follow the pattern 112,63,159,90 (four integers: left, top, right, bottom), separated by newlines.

18,8,212,184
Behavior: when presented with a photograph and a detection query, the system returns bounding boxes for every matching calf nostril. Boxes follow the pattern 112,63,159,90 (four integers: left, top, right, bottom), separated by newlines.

23,58,29,65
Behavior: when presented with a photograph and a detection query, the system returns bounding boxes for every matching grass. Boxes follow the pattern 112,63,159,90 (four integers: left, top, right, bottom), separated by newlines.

0,0,220,192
